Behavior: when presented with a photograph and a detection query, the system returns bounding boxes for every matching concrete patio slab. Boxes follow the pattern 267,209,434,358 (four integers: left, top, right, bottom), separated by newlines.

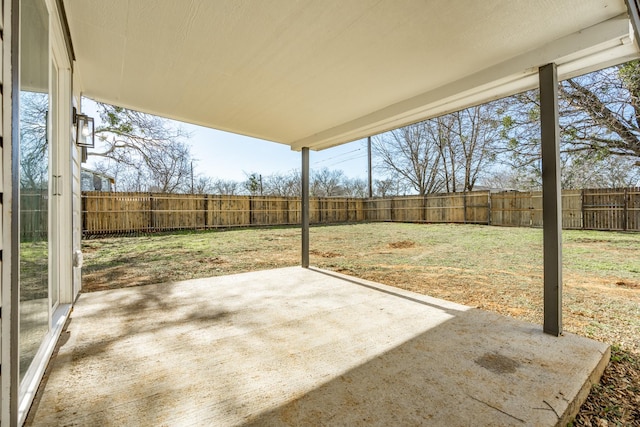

26,267,608,426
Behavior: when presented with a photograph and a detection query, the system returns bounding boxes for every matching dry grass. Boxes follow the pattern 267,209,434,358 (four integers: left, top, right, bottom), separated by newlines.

82,223,640,426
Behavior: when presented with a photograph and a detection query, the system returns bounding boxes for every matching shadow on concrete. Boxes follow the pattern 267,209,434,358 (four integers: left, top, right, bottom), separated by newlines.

26,267,608,427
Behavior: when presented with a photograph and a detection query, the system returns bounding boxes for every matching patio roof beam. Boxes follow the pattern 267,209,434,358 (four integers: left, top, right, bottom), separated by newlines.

301,147,310,268
539,63,563,336
289,14,635,151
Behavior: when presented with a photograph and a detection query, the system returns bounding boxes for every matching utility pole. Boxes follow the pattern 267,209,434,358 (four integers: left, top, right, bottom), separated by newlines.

190,161,194,193
368,136,373,198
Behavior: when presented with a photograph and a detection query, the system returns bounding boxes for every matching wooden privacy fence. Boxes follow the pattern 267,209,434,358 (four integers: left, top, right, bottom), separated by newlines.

490,187,640,230
81,187,640,235
21,190,49,241
582,187,640,230
490,190,583,229
363,192,490,224
81,193,367,234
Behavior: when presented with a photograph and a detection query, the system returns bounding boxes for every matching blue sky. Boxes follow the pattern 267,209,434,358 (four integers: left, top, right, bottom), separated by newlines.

83,98,370,182
185,124,370,181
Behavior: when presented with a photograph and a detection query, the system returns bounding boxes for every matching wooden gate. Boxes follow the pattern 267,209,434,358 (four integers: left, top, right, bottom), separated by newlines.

582,188,639,231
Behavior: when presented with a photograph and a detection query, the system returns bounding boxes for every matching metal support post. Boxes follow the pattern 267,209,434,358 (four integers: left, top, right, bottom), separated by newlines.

539,63,563,336
302,147,310,268
367,136,373,198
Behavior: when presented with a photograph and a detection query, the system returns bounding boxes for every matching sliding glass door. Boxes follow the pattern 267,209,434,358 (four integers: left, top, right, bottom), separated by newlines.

15,2,72,420
19,0,51,382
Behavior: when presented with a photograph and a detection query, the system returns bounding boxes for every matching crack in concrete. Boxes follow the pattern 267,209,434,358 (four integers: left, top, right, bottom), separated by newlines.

467,394,525,424
543,399,560,419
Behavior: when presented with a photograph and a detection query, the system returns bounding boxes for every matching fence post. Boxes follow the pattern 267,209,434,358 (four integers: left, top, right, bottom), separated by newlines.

487,191,491,225
149,193,154,231
82,193,87,235
285,197,290,225
624,188,628,231
203,194,208,228
391,198,395,222
345,198,349,222
463,191,467,224
581,189,585,230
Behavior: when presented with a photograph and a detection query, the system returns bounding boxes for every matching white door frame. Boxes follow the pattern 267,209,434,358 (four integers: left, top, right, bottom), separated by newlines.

0,0,74,424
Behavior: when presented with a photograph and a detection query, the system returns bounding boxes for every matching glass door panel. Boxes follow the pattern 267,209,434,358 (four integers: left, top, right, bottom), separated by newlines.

19,0,50,381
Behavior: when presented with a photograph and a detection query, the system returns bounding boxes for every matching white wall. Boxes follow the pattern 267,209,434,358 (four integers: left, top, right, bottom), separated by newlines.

72,72,82,298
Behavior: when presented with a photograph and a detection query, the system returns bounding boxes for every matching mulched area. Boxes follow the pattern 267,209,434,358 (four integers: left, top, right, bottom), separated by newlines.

573,347,640,427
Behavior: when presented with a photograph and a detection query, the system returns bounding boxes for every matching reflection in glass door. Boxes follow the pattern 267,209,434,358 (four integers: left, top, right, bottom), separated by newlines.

19,0,50,381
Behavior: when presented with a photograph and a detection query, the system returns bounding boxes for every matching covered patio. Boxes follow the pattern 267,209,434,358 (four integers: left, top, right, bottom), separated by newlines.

61,0,640,338
27,267,608,426
4,1,639,425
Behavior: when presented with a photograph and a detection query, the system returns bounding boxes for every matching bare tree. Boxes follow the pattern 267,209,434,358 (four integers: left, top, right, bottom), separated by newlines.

558,152,639,189
371,179,410,197
19,92,49,190
373,122,444,196
191,176,212,194
262,170,301,197
439,105,501,192
343,177,368,197
479,168,534,191
374,179,395,197
238,169,367,197
483,152,640,190
499,61,640,189
211,179,241,195
311,168,346,196
145,141,192,192
560,62,640,160
430,115,459,192
87,102,195,193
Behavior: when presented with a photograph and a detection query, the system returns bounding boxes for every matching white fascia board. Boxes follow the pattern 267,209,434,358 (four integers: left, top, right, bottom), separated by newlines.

292,14,639,151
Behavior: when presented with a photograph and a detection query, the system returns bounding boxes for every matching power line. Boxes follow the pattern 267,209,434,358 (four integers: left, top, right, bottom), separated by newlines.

312,148,363,165
326,153,367,167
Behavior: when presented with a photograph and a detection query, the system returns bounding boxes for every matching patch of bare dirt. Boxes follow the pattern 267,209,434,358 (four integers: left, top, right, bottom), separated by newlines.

310,250,341,258
195,256,228,265
388,240,416,249
573,238,612,244
616,280,640,289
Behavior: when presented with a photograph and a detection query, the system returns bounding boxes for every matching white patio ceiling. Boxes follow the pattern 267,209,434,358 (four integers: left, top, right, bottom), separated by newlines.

64,0,640,151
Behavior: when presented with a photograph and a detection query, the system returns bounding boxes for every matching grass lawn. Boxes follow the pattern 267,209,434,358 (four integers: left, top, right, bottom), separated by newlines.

82,222,640,425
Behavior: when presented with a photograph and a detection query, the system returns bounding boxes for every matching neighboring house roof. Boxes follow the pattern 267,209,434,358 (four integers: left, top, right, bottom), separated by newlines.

64,0,640,150
81,168,115,192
